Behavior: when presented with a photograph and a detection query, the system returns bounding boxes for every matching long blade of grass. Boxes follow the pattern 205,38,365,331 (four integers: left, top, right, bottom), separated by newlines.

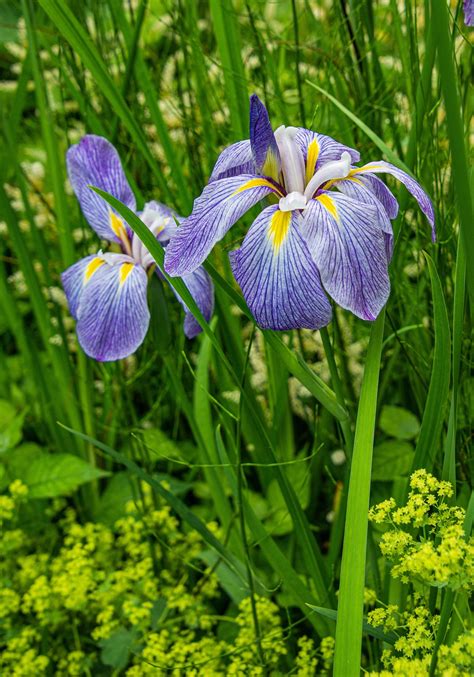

333,310,385,677
430,0,474,306
411,254,451,471
209,0,248,138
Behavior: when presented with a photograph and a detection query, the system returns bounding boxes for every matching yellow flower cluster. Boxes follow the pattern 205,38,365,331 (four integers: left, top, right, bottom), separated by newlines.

368,602,473,676
0,480,320,674
369,470,473,590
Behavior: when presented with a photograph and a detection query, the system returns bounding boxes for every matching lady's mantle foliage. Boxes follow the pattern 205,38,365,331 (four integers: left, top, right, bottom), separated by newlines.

165,95,434,330
62,135,214,362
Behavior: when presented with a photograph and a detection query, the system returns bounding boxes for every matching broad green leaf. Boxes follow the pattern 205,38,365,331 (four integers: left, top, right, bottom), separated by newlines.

372,440,414,481
0,409,25,455
100,628,137,670
20,453,109,498
6,442,42,479
264,452,311,536
0,400,16,428
95,472,134,525
379,405,420,440
139,428,184,462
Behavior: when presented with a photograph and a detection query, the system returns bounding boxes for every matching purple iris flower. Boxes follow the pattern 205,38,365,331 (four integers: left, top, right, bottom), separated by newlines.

164,95,434,329
62,135,214,361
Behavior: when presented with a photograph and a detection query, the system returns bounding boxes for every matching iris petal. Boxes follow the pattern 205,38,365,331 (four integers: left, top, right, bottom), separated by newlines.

230,205,332,330
303,192,390,321
170,266,215,339
352,161,435,239
249,94,281,179
209,140,255,182
75,257,149,361
61,254,101,320
66,135,136,242
294,128,360,178
164,174,276,276
333,178,394,259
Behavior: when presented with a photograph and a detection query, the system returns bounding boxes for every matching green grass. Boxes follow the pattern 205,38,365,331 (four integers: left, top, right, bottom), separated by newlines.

0,1,472,674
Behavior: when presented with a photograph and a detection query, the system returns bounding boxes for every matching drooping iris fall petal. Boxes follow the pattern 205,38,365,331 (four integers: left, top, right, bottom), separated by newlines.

230,205,332,330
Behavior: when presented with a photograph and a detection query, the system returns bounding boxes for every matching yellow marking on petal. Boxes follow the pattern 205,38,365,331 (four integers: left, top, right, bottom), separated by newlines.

323,175,363,190
348,164,383,176
262,150,280,182
84,257,105,283
268,210,291,251
305,139,320,185
110,211,129,244
232,177,282,197
119,262,134,286
316,194,339,221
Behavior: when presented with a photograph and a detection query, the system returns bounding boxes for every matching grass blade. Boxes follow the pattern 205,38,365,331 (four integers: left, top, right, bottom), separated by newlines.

333,311,385,677
411,254,451,471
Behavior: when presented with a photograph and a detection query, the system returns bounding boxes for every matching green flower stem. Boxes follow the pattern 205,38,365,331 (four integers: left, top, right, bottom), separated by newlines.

333,310,385,677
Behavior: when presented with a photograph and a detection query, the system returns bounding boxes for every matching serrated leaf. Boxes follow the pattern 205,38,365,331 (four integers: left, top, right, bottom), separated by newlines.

372,440,414,480
379,405,420,440
100,627,136,669
20,453,109,498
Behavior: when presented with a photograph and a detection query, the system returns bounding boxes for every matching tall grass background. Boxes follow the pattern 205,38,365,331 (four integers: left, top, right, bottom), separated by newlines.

0,0,472,673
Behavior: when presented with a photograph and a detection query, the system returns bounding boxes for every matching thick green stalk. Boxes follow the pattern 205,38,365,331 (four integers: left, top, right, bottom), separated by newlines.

333,311,385,677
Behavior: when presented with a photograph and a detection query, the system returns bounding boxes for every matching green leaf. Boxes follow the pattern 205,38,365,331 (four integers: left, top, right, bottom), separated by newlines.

100,627,136,670
95,472,134,525
139,428,184,462
20,453,109,498
264,452,311,536
0,405,25,454
0,400,17,428
379,405,420,440
372,440,414,481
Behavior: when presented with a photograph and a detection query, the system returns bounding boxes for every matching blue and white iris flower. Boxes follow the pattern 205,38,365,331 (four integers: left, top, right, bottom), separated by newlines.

62,135,214,361
164,95,434,330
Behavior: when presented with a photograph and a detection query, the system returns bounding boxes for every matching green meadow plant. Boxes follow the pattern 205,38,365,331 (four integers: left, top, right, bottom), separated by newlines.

0,1,472,674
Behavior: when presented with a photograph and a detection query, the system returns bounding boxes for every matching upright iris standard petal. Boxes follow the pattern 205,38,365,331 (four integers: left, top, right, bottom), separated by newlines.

352,161,435,239
66,135,136,242
75,256,150,361
177,267,215,339
333,178,394,259
164,174,279,276
230,205,332,330
303,193,390,321
61,254,103,319
294,129,360,183
249,94,281,179
209,140,255,182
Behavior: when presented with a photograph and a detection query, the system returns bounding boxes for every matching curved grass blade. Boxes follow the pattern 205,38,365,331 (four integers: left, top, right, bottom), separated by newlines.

90,187,334,605
59,422,249,590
